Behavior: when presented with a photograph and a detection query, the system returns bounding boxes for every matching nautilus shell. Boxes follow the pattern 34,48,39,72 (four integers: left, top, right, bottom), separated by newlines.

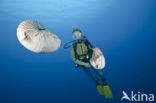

90,48,105,69
17,20,61,53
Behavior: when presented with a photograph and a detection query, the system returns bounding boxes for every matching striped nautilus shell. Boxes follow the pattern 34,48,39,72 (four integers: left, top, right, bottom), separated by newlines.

17,20,61,53
90,48,105,69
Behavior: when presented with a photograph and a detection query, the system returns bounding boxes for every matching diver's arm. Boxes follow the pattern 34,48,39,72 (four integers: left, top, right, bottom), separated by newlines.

86,39,95,48
70,46,86,66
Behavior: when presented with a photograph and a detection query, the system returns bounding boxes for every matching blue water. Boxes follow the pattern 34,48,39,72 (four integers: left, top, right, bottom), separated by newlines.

0,0,156,103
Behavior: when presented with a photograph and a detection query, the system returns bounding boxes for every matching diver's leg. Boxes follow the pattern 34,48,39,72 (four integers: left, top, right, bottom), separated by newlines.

81,67,99,85
81,67,104,95
92,69,107,85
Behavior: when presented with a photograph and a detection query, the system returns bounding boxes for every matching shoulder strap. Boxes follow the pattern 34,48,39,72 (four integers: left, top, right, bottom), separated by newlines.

73,42,78,59
83,38,93,58
83,38,90,49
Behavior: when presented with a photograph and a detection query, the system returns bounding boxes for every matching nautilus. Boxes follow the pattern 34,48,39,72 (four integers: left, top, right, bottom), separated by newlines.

17,20,61,53
90,48,105,69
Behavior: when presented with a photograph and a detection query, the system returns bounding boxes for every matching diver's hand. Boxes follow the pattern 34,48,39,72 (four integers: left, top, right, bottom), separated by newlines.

84,63,90,68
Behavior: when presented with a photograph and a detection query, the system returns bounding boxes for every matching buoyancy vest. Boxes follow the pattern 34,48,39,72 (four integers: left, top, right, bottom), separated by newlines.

73,39,92,62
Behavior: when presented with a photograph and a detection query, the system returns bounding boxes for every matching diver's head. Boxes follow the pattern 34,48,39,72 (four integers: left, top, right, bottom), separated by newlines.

72,28,82,40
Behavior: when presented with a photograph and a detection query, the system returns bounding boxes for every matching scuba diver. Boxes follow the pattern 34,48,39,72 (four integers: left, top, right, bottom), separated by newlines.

64,28,112,98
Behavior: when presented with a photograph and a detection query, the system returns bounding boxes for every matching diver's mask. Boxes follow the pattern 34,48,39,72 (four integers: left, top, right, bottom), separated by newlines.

73,31,82,40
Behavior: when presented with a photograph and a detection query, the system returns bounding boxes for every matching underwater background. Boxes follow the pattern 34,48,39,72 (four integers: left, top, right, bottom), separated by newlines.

0,0,156,103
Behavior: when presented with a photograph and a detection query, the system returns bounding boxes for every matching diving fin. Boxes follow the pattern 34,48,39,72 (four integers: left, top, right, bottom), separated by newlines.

103,85,113,99
96,85,104,95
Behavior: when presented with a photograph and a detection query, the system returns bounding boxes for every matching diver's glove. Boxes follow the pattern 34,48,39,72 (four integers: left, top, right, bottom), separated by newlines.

84,63,90,68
